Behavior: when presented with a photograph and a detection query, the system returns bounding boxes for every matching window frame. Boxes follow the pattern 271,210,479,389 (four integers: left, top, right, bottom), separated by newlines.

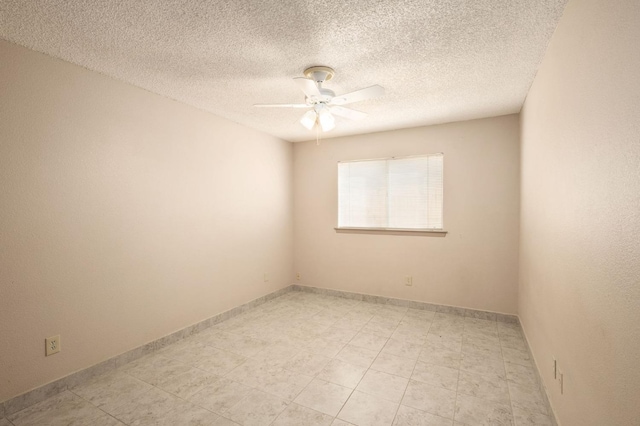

335,153,446,235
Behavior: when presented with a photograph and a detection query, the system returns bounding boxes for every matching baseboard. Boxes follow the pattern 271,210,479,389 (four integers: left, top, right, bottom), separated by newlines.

291,284,519,323
520,320,561,426
0,284,294,417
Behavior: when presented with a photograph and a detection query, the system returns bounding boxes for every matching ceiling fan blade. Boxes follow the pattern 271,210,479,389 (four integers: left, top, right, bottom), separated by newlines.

294,77,321,98
300,110,317,130
329,105,368,121
331,85,385,105
253,103,309,108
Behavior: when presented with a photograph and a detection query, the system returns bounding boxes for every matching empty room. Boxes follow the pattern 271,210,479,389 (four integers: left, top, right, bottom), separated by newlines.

1,0,638,425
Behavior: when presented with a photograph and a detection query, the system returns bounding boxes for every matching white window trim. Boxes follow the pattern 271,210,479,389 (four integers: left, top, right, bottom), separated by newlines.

334,227,448,235
336,153,445,233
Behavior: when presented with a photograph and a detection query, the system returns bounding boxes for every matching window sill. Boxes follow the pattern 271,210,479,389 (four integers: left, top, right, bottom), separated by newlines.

334,227,448,236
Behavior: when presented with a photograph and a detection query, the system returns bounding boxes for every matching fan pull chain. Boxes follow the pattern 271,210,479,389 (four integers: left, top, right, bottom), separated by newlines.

315,119,321,145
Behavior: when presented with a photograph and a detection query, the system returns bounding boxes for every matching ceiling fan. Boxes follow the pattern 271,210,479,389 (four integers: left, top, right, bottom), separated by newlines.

254,66,385,132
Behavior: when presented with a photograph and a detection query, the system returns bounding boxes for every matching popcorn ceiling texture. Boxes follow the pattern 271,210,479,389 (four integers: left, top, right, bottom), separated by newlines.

0,0,567,142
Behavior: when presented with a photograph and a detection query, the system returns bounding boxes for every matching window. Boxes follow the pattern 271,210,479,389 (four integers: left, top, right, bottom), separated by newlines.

338,154,444,230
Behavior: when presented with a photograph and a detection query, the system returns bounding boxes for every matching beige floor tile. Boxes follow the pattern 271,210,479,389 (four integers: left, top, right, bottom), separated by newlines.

505,362,538,387
121,354,192,386
271,403,333,426
9,391,113,426
212,417,242,426
70,371,153,414
284,350,331,376
464,328,499,343
157,367,220,399
390,328,428,346
161,340,216,365
92,415,127,425
317,359,368,389
188,378,252,415
501,347,532,367
319,327,359,344
350,332,389,352
512,407,553,426
251,344,301,367
195,347,247,376
331,419,356,426
225,389,288,426
459,353,506,379
255,368,313,401
361,321,398,338
294,378,353,417
404,308,436,321
454,393,513,426
410,362,458,391
150,403,220,426
338,391,399,426
224,359,277,388
110,387,187,425
130,403,218,426
369,316,401,328
381,339,423,360
206,332,270,358
457,370,510,404
335,314,372,331
336,344,379,368
312,310,345,327
356,370,409,403
499,334,527,352
461,336,502,360
370,352,417,379
393,404,453,426
306,337,347,358
425,333,463,352
418,347,462,370
508,382,547,415
401,380,456,420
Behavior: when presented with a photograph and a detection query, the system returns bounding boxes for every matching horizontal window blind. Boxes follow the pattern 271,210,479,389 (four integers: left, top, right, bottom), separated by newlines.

338,154,443,230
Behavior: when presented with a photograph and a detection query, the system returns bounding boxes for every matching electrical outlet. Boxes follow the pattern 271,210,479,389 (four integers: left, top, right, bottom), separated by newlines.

404,276,413,286
263,273,269,282
45,335,61,356
558,369,564,394
296,273,301,281
553,357,557,379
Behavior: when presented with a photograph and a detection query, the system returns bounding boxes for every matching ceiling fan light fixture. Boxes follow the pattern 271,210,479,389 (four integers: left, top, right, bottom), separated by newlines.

318,108,335,132
300,110,317,130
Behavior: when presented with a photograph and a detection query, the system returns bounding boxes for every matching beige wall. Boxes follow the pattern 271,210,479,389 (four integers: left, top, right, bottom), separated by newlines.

0,40,293,402
293,115,520,314
519,0,640,424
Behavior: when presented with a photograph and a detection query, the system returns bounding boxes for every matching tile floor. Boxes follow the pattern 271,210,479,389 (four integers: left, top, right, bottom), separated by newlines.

3,292,553,426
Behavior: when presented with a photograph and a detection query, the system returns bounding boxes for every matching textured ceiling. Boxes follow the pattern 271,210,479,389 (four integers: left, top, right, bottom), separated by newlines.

0,0,567,142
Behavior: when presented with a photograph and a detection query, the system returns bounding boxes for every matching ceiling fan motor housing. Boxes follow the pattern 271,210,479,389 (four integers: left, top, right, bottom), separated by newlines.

307,88,335,105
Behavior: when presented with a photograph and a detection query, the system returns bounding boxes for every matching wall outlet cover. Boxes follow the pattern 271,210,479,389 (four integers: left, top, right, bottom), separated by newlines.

46,335,61,356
